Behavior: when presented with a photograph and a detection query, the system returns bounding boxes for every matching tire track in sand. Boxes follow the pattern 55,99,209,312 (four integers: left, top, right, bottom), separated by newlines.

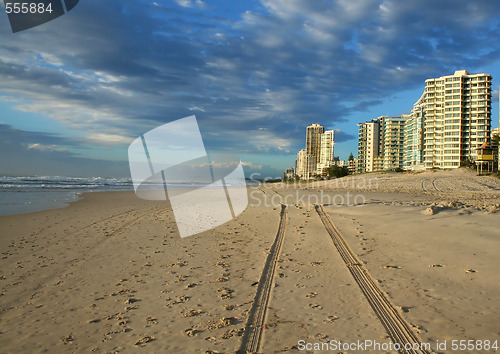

422,178,440,192
238,204,288,354
315,204,430,354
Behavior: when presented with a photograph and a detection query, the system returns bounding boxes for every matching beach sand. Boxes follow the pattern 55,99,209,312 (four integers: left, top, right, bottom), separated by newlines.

1,169,499,353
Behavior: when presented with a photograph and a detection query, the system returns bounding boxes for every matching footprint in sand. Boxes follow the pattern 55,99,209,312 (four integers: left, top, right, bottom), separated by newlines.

215,317,239,328
411,324,428,333
212,277,229,283
183,309,203,317
315,333,329,342
309,303,322,310
213,261,230,269
220,328,244,339
176,275,189,282
124,297,140,304
217,287,234,299
166,295,191,306
135,336,155,346
62,334,75,344
310,261,323,266
323,315,339,323
110,288,134,296
429,264,446,268
184,328,201,337
305,292,317,298
383,265,401,269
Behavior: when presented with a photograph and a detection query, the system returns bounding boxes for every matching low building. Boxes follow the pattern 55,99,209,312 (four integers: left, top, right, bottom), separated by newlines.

283,167,295,180
348,157,358,174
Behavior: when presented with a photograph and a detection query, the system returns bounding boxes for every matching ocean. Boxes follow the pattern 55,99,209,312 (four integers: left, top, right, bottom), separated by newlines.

0,175,252,216
0,176,133,216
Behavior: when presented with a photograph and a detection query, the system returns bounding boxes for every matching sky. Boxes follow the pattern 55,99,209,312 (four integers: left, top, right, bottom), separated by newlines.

1,0,500,178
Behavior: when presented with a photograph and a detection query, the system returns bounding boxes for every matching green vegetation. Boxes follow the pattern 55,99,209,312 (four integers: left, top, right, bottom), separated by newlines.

325,165,350,178
461,157,476,169
492,133,500,146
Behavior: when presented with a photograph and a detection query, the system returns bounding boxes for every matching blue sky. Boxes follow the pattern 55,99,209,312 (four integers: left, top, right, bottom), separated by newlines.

1,0,499,178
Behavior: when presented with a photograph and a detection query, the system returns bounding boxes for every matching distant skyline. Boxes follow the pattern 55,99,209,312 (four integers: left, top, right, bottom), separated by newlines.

1,0,500,178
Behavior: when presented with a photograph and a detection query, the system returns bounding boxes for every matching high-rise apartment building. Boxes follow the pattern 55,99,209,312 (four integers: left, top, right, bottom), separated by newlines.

296,149,307,179
317,129,335,175
306,123,324,166
292,124,338,179
423,70,492,168
494,86,500,170
357,119,381,173
380,116,407,170
296,148,316,179
404,93,425,170
358,116,407,172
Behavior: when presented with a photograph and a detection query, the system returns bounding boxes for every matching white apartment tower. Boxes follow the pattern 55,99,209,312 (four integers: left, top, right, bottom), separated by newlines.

380,116,407,170
357,119,380,173
296,149,307,179
423,70,492,168
317,129,335,175
296,148,316,180
306,123,325,165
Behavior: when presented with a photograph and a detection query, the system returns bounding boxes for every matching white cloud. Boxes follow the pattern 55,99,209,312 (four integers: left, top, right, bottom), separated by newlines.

28,143,67,152
39,52,64,67
85,133,133,146
174,0,206,8
241,161,263,169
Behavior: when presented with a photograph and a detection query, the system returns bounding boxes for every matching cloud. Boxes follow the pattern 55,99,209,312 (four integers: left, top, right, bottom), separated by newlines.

84,133,133,146
241,161,263,170
28,143,67,152
492,89,499,103
332,129,357,143
0,0,499,174
0,124,128,177
174,0,206,9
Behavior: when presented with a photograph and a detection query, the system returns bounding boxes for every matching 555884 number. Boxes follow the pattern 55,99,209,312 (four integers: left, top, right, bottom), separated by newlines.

5,2,54,14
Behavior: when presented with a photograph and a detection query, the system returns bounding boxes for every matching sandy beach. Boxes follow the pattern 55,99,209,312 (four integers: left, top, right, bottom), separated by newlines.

1,169,499,353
